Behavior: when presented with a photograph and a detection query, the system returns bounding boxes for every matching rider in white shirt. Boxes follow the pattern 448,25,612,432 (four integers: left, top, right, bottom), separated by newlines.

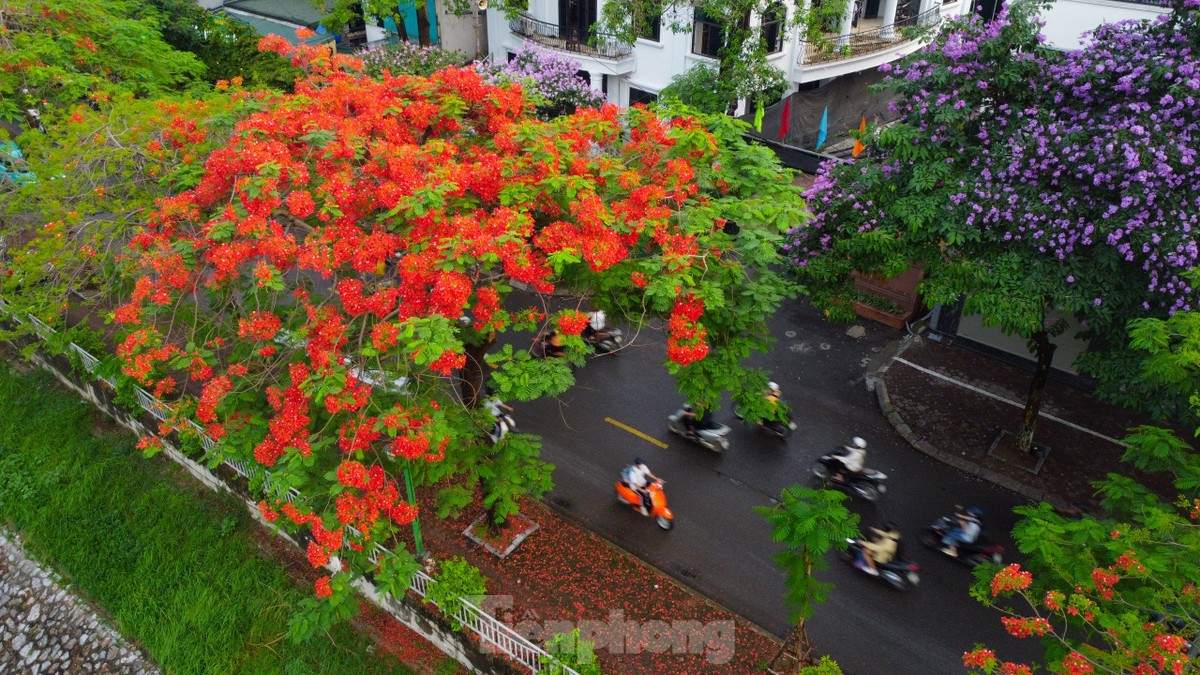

622,458,662,515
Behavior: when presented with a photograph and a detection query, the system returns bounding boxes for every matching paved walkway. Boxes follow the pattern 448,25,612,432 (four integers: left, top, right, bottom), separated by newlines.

0,528,159,675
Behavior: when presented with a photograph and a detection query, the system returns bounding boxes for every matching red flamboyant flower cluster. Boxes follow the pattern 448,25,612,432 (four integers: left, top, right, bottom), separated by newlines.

666,295,709,366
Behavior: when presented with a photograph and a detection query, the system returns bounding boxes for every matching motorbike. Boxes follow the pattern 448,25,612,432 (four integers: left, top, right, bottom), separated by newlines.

811,452,888,501
733,403,797,439
582,311,624,354
487,412,516,444
531,329,566,359
615,478,674,530
840,538,921,591
582,324,625,354
667,408,731,453
919,515,1005,566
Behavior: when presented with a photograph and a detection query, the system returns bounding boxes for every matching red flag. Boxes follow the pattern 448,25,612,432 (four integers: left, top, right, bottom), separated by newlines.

778,99,790,139
852,116,867,157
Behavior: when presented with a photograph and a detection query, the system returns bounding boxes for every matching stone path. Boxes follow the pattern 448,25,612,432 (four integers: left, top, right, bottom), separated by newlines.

0,528,159,675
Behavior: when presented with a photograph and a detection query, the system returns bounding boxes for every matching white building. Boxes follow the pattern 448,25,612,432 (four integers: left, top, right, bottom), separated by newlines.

486,0,972,108
483,0,1171,109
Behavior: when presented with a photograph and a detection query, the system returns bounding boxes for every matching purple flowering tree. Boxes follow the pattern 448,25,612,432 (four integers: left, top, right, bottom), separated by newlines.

474,45,604,119
787,0,1200,452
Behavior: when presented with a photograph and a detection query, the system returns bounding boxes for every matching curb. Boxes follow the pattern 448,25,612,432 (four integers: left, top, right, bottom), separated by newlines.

871,333,1072,511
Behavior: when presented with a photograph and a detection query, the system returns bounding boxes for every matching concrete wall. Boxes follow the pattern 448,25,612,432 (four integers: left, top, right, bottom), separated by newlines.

1039,0,1169,50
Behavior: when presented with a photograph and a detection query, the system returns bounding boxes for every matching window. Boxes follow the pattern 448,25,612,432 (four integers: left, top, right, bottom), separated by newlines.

762,4,784,53
692,9,724,57
628,87,658,106
637,7,662,41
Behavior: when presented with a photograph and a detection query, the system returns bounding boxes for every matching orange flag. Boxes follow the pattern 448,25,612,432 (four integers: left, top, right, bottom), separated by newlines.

852,116,867,157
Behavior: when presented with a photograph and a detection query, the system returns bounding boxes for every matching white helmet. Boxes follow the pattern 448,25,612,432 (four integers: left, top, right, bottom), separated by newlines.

767,381,780,392
850,437,867,449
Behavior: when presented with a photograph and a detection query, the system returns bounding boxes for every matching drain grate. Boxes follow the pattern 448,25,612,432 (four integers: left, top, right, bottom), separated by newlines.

677,567,700,580
549,496,572,509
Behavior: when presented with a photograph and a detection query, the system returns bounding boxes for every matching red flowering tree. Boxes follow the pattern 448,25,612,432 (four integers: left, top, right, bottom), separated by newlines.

113,36,804,605
964,310,1200,674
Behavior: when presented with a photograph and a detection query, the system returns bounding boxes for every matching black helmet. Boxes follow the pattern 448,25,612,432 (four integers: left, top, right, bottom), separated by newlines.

682,404,694,412
884,521,899,532
634,457,644,466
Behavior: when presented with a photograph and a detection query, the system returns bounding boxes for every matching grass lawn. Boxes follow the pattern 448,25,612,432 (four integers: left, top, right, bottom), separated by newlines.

0,363,443,675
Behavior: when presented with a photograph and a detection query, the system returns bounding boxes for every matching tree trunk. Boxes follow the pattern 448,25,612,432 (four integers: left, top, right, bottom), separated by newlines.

768,621,812,674
1016,330,1056,454
458,332,495,409
415,1,432,46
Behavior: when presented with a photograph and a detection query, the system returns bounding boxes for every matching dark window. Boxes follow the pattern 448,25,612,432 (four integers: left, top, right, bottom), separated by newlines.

637,5,662,41
692,9,724,57
762,4,784,53
629,87,658,106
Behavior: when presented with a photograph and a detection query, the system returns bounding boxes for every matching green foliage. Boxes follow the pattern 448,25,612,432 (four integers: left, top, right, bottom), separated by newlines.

801,656,844,674
540,628,602,675
425,556,487,631
139,0,299,89
0,0,207,120
0,365,412,673
286,572,359,643
755,486,858,622
660,64,737,116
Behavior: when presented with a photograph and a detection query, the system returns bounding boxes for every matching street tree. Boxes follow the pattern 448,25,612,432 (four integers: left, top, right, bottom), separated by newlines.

964,311,1200,674
113,37,805,598
786,0,1200,452
756,486,859,670
0,0,206,122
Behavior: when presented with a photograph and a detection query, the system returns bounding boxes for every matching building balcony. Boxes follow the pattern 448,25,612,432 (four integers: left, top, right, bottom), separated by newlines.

507,12,635,60
800,5,941,66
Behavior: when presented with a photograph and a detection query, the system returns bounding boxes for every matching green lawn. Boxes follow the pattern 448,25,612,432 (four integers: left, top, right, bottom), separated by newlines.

0,364,421,675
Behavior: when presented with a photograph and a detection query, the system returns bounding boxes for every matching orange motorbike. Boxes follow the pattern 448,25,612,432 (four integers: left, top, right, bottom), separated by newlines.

615,478,674,530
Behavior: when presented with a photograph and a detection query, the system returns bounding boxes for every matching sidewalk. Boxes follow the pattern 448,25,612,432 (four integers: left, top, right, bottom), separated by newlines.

875,332,1181,511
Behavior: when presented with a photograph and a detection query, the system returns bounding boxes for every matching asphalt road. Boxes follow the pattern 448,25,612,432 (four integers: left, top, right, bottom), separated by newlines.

507,298,1041,674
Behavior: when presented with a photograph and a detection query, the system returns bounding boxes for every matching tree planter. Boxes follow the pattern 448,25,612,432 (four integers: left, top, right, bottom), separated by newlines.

853,302,909,330
463,513,539,559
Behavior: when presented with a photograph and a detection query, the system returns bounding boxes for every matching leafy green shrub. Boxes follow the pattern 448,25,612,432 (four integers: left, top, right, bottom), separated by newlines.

425,556,486,631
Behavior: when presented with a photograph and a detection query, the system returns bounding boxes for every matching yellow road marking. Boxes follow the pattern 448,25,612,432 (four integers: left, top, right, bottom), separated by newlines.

604,417,669,449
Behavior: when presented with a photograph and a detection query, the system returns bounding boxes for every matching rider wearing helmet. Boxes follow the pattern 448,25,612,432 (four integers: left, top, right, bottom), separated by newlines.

831,436,868,482
764,381,782,408
941,506,983,558
622,458,662,515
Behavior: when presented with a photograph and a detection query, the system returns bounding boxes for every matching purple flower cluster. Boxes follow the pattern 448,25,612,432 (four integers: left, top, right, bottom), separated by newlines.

789,0,1200,314
474,45,604,118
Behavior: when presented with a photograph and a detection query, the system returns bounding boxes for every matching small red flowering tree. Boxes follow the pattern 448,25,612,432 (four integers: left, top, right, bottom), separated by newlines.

114,36,804,607
964,311,1200,674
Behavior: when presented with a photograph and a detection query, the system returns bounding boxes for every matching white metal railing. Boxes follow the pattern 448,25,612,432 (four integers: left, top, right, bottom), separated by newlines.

0,301,576,675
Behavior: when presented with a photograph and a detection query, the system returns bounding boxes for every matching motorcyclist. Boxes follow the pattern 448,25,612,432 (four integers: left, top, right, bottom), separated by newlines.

941,506,983,558
681,404,719,439
482,388,514,440
830,436,868,482
538,328,566,358
622,458,662,516
581,310,609,342
856,522,901,576
764,381,782,406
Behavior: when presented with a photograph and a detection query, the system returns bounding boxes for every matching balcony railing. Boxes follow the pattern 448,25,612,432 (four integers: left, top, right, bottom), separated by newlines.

508,12,634,59
801,6,942,65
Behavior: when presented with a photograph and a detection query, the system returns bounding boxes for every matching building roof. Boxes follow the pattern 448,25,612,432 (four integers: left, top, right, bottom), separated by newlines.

220,7,334,46
223,0,329,31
